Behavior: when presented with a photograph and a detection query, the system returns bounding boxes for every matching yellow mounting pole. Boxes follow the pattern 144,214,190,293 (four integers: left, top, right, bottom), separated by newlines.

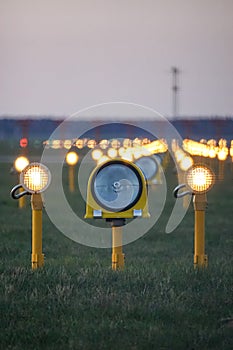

18,187,26,208
31,193,44,269
112,225,124,270
193,193,208,268
68,165,75,192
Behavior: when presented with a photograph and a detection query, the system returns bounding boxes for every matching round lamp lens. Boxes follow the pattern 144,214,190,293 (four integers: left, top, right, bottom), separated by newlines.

186,165,214,193
20,163,51,193
92,149,103,161
92,161,142,212
66,152,79,165
14,156,29,172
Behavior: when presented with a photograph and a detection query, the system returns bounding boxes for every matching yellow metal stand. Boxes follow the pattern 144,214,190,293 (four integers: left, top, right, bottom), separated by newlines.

112,225,124,270
193,194,208,268
19,187,26,208
31,193,44,269
68,165,75,192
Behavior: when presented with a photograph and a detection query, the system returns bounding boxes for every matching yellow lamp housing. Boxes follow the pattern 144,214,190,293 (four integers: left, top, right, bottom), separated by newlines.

185,164,215,194
14,156,30,173
85,159,149,219
20,162,51,194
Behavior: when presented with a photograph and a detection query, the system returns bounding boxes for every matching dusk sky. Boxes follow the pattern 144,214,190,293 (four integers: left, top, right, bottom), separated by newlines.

1,0,233,118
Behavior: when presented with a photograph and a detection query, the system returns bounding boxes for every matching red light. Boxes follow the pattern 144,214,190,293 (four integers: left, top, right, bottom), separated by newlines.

20,138,28,148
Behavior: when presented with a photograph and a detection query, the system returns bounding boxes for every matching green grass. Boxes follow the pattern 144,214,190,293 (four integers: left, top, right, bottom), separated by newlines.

0,160,233,350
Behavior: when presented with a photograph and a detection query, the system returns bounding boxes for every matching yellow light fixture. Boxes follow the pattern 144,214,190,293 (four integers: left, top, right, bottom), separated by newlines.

14,156,30,173
87,139,97,149
123,138,132,148
118,147,126,157
208,148,217,158
99,139,109,150
111,139,121,149
186,165,214,194
51,140,61,149
107,148,118,158
63,139,72,149
92,149,103,161
20,163,51,194
66,151,79,166
75,139,84,149
217,148,228,161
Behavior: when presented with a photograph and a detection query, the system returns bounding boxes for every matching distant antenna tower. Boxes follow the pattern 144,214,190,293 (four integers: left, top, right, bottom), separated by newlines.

171,67,180,118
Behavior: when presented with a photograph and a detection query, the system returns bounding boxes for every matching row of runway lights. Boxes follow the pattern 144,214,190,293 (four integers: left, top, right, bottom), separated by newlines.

11,150,215,271
43,137,233,160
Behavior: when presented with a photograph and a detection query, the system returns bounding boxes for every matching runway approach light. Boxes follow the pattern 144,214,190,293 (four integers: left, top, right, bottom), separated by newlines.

186,165,214,194
11,162,51,269
85,159,149,219
92,149,103,161
14,156,29,173
14,156,30,208
20,163,51,194
173,164,215,268
85,159,149,270
66,151,79,166
66,151,79,192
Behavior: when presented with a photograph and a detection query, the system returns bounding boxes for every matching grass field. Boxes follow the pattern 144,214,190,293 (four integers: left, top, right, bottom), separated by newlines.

0,158,233,350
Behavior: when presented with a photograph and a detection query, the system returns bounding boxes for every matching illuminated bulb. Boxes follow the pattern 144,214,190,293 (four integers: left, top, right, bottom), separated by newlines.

99,139,109,150
52,140,61,149
202,147,209,157
186,165,214,193
66,152,79,165
107,148,118,158
132,138,142,147
207,139,216,147
208,148,216,158
87,140,97,149
63,139,72,149
123,138,132,148
14,156,30,173
75,139,84,149
200,139,207,144
92,149,103,161
111,139,121,149
118,147,125,157
20,163,51,193
217,148,228,161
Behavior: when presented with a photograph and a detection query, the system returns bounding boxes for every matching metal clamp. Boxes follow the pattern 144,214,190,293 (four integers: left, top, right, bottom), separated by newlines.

173,184,193,198
10,184,30,199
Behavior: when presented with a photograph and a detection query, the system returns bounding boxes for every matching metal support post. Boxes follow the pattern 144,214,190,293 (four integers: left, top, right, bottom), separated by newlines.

31,193,44,269
193,193,208,268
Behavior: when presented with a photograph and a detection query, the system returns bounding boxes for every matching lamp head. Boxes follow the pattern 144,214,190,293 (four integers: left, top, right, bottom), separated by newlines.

185,164,214,194
14,156,29,173
20,162,51,194
66,151,79,166
85,159,149,219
